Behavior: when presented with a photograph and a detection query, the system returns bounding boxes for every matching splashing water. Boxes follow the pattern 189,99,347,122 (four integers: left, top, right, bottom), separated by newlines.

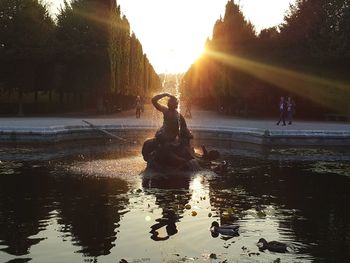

175,74,182,134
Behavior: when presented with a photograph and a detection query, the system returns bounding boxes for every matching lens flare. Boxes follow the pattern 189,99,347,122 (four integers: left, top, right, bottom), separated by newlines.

204,49,350,113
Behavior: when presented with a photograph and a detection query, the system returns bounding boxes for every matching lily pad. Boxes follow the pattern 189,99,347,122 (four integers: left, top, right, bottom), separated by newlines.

308,162,350,178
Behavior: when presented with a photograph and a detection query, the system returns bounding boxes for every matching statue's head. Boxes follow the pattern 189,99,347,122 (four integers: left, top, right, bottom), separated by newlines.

167,96,179,110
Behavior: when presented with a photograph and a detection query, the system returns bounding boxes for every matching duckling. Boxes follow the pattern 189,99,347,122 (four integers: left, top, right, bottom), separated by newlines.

210,221,239,237
257,238,288,253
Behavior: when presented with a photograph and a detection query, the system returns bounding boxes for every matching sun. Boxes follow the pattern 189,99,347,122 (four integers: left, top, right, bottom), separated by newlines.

118,0,228,73
161,44,206,74
117,0,296,74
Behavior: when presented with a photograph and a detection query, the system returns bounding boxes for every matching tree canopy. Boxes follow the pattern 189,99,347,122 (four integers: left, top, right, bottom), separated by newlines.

0,0,160,114
182,0,350,118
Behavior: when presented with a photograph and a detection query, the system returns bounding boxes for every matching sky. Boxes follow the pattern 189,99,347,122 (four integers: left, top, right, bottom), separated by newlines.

47,0,296,73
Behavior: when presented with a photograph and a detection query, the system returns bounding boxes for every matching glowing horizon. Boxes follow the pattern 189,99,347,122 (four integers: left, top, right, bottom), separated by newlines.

46,0,296,74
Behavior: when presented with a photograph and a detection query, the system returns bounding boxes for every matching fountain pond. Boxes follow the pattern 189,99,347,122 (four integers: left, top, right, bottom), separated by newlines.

0,139,349,263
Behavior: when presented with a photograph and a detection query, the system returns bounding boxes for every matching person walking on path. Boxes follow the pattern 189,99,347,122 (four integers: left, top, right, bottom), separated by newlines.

135,96,142,118
276,96,286,126
141,96,145,113
286,97,296,125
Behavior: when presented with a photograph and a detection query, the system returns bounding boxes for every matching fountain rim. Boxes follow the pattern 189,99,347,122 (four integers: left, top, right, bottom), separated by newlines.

0,124,350,146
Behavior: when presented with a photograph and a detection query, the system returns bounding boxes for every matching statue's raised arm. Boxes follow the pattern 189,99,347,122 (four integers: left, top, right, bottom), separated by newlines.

151,93,171,112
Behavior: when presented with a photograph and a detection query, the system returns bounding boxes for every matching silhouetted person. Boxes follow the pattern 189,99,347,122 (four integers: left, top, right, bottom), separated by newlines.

141,96,145,113
135,95,142,118
276,96,286,126
286,97,296,125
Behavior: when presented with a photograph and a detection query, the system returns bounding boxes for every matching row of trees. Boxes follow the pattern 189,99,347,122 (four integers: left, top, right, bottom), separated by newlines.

182,0,350,118
0,0,160,114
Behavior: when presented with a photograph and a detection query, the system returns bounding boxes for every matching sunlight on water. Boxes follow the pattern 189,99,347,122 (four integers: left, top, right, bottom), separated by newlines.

62,156,146,178
189,175,210,209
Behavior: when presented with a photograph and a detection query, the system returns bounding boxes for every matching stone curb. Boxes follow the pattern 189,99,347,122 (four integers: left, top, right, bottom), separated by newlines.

0,124,350,146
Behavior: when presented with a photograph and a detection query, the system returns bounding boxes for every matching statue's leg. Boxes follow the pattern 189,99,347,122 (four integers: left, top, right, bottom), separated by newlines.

155,143,187,169
142,138,157,162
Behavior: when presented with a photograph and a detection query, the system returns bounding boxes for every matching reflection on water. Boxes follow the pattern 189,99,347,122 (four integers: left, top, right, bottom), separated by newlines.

56,176,128,257
0,162,129,262
142,171,192,243
0,146,350,262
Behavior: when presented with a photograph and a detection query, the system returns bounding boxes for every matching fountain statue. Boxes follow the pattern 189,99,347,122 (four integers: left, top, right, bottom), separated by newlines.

142,93,226,173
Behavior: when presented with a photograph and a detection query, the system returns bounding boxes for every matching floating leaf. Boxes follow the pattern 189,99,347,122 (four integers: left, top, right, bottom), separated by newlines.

257,210,266,218
227,208,235,215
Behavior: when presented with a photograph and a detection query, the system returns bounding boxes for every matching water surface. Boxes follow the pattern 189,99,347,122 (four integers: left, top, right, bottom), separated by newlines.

0,142,349,262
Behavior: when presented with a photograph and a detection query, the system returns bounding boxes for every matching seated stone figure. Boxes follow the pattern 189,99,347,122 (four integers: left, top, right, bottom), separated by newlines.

142,93,224,172
152,93,185,143
142,93,194,170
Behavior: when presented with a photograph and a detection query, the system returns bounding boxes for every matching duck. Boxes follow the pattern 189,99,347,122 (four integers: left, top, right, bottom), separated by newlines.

257,238,288,253
210,221,239,237
213,161,228,174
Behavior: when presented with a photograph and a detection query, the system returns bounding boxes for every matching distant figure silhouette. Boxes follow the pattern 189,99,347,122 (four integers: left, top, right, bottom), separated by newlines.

135,95,142,118
141,96,145,113
286,97,296,125
276,96,286,126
